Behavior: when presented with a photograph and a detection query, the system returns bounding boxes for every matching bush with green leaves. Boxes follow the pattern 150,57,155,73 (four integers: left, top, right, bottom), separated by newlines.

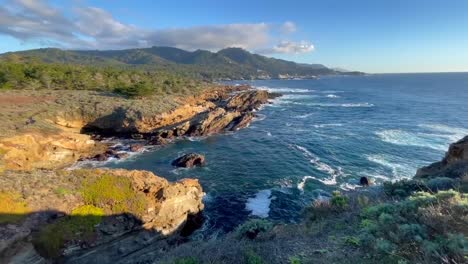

330,191,349,209
383,179,429,197
236,219,273,239
113,81,154,98
358,190,467,263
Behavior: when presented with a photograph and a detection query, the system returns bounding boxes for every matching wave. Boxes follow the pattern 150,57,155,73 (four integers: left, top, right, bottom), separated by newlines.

255,86,311,93
297,176,315,192
291,144,344,186
245,189,272,218
295,102,374,108
313,123,343,128
366,153,416,179
253,113,266,121
281,94,318,100
295,113,314,119
325,94,340,98
376,129,448,151
341,103,374,107
419,123,468,142
340,182,360,191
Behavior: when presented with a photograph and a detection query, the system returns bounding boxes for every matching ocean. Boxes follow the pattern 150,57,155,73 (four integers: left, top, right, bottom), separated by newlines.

103,73,468,236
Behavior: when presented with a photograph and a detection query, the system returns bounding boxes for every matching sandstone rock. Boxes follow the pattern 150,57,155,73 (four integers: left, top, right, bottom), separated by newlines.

149,136,169,146
0,132,105,171
172,153,206,168
227,113,254,131
416,136,468,179
226,90,269,112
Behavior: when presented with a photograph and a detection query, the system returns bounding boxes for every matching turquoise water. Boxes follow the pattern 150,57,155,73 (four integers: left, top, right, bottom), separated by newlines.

105,73,468,235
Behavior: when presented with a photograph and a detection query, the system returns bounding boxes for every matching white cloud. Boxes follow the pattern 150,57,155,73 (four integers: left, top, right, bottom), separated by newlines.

260,41,315,54
0,0,314,54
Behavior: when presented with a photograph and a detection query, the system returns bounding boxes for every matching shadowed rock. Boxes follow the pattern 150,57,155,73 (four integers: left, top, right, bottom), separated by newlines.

172,153,206,168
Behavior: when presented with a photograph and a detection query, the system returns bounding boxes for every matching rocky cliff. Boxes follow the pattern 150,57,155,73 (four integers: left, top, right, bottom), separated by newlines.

0,169,204,263
0,85,273,171
415,136,468,191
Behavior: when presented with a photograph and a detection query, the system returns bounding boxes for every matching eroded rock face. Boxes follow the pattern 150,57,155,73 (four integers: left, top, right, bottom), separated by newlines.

416,136,468,180
0,169,205,263
0,132,105,171
172,153,206,168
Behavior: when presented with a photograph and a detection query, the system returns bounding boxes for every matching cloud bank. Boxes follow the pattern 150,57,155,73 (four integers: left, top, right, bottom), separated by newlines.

0,0,315,55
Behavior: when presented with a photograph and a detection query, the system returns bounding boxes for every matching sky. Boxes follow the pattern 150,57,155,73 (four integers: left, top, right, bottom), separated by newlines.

0,0,467,73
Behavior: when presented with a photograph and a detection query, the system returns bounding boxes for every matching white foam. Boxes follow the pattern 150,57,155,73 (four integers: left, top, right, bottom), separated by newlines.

297,102,374,108
341,103,374,107
266,131,272,136
419,124,468,142
326,94,340,98
246,190,272,218
281,94,318,100
366,154,416,179
292,144,344,185
254,114,266,121
255,86,311,93
295,113,314,119
376,129,447,151
340,182,360,191
313,123,343,128
297,176,315,192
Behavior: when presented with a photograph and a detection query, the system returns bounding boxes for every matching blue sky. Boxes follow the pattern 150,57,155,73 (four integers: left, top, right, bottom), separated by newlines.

0,0,467,73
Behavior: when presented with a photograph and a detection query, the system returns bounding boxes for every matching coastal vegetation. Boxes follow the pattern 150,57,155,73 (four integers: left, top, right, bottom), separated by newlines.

0,47,361,81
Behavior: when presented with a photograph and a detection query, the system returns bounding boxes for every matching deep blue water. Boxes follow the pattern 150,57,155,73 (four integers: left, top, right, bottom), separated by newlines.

105,73,468,236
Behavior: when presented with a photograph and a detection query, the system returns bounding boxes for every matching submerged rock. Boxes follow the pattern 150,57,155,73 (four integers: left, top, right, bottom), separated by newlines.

172,153,206,168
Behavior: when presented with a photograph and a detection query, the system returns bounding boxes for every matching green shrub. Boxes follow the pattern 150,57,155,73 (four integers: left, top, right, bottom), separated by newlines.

289,256,302,264
113,81,154,98
343,236,361,247
330,191,349,209
383,179,429,198
426,177,456,191
33,205,104,258
245,250,264,264
236,219,273,239
358,190,467,263
81,174,146,215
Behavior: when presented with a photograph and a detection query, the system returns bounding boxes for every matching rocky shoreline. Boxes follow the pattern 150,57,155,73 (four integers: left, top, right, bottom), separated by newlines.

0,85,279,263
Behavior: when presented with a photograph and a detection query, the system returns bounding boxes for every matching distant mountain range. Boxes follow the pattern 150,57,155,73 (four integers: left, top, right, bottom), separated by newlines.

0,46,363,80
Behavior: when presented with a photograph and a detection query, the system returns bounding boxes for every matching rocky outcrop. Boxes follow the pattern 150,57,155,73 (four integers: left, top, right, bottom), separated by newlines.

152,89,271,141
172,153,206,168
416,136,468,179
0,132,105,171
80,88,272,140
415,136,468,191
0,169,204,263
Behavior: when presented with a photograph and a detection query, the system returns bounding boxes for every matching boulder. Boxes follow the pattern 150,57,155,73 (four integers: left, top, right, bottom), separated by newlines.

149,136,169,146
93,153,109,161
359,177,370,186
130,144,144,152
172,153,206,168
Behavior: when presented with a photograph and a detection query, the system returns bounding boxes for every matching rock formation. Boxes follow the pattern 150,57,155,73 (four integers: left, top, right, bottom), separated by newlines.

172,153,206,168
415,136,468,191
0,169,204,263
